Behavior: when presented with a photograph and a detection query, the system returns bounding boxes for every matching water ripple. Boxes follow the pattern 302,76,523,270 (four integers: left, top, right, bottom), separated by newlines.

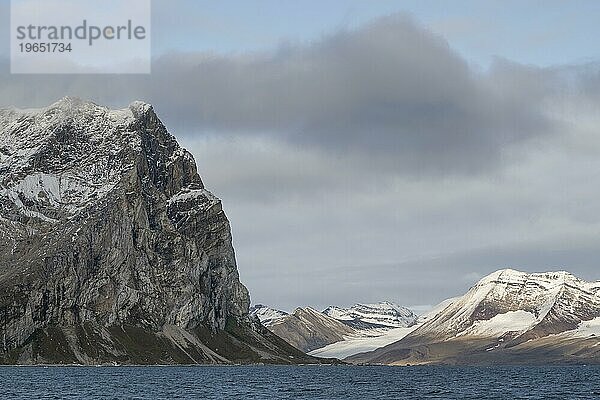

1,365,600,399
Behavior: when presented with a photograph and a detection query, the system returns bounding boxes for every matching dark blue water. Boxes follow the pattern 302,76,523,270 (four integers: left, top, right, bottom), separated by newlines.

1,365,599,399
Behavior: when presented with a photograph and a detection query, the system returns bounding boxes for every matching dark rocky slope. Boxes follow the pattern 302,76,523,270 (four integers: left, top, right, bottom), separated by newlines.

0,98,321,365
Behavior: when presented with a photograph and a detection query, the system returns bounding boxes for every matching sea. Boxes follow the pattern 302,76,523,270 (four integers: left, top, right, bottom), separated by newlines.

1,365,599,399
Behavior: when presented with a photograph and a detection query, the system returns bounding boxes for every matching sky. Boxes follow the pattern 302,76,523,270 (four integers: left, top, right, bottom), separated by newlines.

1,1,600,311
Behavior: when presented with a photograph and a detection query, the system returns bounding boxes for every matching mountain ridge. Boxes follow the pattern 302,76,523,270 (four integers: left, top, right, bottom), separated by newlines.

251,301,420,355
323,301,418,330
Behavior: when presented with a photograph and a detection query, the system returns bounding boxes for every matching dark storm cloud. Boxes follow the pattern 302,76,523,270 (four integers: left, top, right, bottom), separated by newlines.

0,14,561,174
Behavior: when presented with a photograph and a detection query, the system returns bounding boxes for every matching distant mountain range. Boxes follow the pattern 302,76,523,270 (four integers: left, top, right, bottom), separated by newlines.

250,302,418,354
255,269,600,365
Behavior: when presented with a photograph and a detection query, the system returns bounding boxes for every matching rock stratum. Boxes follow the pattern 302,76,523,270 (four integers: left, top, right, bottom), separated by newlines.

0,98,320,365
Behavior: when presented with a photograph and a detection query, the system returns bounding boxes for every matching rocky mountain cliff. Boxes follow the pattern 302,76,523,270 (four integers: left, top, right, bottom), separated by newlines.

349,269,600,365
0,98,321,365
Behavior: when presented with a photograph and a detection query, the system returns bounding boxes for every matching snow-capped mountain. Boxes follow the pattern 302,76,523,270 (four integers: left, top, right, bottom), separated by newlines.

411,269,600,341
249,304,288,326
349,269,600,365
310,300,451,359
323,301,418,329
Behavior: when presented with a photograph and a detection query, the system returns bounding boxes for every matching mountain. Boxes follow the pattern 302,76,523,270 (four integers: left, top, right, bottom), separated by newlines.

349,269,600,365
0,98,322,365
249,304,288,326
257,301,420,356
267,307,356,352
311,302,444,359
323,301,418,329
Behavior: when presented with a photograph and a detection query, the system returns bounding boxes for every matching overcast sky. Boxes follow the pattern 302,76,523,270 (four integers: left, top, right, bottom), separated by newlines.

1,1,600,311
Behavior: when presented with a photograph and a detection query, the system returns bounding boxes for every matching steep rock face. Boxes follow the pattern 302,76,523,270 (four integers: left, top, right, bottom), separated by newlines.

0,98,318,365
349,269,600,365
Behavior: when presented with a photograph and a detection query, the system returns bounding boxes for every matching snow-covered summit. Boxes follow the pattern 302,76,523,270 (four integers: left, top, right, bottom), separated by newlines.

0,98,202,231
476,268,584,287
323,301,418,329
0,97,152,136
409,268,600,341
127,100,153,117
0,98,155,173
249,304,288,326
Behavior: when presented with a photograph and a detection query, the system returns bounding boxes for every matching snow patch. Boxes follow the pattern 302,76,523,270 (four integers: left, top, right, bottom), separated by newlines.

309,326,419,359
458,310,537,337
0,172,116,218
250,305,288,326
168,188,219,204
568,318,600,338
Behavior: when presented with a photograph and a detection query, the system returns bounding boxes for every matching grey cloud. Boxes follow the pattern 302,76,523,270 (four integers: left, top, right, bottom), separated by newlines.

190,125,600,310
0,14,565,175
572,64,600,103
